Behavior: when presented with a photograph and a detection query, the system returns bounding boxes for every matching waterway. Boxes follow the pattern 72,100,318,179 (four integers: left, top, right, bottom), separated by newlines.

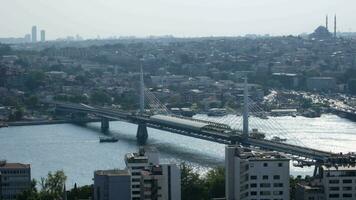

0,114,355,187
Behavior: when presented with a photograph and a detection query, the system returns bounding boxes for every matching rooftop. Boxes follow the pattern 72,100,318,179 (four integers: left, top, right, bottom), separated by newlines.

0,160,30,169
95,169,130,176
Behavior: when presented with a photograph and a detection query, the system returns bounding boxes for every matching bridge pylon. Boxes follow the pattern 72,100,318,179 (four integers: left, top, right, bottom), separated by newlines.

101,117,109,133
137,123,148,145
136,64,148,145
242,77,249,139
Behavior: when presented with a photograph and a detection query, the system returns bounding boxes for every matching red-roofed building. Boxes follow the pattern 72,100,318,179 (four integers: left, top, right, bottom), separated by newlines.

0,160,31,200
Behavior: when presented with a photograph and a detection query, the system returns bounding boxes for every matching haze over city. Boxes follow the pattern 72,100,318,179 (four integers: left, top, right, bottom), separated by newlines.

2,0,356,39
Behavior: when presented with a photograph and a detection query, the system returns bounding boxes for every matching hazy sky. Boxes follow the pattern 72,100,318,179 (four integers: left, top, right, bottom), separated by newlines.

1,0,355,39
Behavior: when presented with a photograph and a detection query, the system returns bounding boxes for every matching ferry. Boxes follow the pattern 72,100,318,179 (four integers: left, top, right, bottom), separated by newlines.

99,136,119,143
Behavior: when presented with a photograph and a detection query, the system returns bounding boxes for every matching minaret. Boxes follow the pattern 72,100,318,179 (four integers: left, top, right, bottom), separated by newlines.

334,14,337,38
326,15,328,30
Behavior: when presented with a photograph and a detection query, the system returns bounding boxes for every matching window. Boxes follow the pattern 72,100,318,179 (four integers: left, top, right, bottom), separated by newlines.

342,193,352,198
329,187,339,191
250,183,257,188
329,179,339,184
273,183,283,187
262,175,268,180
329,194,339,198
278,163,283,167
343,179,352,184
273,191,283,195
273,175,280,180
260,191,271,196
263,163,268,167
343,186,352,191
250,191,257,196
260,183,271,188
250,175,257,180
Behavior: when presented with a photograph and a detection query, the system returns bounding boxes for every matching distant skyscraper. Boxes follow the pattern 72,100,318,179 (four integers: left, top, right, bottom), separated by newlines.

40,30,46,42
24,34,31,43
334,14,337,38
31,26,37,43
326,15,328,31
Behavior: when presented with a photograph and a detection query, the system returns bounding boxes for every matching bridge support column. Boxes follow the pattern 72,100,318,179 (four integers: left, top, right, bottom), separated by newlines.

101,117,109,133
136,123,148,145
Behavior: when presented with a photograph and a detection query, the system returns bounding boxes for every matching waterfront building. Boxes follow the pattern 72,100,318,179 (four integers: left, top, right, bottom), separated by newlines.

225,145,290,200
0,160,31,200
93,169,131,200
40,30,46,42
307,77,337,92
31,26,37,43
140,164,181,200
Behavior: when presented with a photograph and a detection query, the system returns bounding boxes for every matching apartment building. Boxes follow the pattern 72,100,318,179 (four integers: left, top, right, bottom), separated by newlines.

225,145,290,200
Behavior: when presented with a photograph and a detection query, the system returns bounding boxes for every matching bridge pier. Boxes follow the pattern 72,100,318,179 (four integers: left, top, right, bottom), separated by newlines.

136,123,148,145
101,117,109,133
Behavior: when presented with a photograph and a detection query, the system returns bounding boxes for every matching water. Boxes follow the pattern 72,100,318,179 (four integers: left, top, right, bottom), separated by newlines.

0,114,355,187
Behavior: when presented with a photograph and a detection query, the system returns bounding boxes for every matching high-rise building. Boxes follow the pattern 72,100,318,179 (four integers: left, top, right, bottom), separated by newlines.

225,145,290,200
31,26,37,43
93,169,131,200
24,34,31,43
0,160,31,200
40,30,46,42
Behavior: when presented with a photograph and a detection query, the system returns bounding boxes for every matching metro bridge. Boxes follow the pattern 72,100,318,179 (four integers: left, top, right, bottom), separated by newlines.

44,72,356,170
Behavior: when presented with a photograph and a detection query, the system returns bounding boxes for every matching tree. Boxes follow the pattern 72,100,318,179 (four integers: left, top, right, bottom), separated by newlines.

180,163,208,200
205,167,225,199
40,170,67,200
67,184,93,200
17,179,39,200
90,90,111,105
25,71,46,91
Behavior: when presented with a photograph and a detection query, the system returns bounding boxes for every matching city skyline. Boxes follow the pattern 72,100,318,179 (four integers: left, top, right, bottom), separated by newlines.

1,0,356,40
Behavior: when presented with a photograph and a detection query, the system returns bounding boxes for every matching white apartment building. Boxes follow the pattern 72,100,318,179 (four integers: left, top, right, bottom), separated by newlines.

125,148,160,200
0,160,31,200
321,166,356,199
140,164,181,200
225,145,290,200
93,169,131,200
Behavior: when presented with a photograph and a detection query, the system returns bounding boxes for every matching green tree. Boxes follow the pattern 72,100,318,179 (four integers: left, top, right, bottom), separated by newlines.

67,184,93,200
90,90,111,105
205,167,225,199
25,71,46,91
17,179,39,200
40,170,67,200
180,163,208,200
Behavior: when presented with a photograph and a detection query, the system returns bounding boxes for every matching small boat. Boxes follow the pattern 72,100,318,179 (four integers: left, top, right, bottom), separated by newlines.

99,136,119,143
271,136,287,142
0,122,8,128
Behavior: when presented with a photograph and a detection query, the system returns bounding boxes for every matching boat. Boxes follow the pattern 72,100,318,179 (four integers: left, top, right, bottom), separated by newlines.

271,136,287,142
99,136,119,143
0,122,8,128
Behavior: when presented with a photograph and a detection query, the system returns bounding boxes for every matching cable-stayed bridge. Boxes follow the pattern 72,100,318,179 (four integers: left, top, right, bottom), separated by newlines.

44,73,356,169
